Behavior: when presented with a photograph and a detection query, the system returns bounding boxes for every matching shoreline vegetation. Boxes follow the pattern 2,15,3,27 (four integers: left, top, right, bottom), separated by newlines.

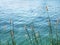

0,6,60,45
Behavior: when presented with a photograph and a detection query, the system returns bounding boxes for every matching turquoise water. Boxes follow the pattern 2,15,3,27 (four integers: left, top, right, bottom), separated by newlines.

0,0,60,45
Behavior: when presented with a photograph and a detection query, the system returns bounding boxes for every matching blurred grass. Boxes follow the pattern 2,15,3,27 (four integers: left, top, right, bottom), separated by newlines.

0,6,60,45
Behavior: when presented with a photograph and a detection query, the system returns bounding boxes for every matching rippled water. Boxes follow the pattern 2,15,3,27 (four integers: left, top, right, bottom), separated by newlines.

0,0,60,45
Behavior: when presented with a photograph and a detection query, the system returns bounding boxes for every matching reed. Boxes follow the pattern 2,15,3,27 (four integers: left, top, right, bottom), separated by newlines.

46,6,53,45
56,19,58,45
30,25,39,45
35,31,42,45
9,19,16,45
24,25,32,45
55,18,59,45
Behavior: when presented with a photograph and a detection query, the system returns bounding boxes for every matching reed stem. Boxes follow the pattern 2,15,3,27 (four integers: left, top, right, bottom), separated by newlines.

24,25,32,45
36,31,42,45
55,18,59,45
31,25,39,45
10,19,16,45
46,6,53,45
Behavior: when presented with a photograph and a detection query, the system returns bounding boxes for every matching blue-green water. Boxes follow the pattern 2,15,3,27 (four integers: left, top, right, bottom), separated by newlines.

0,0,60,45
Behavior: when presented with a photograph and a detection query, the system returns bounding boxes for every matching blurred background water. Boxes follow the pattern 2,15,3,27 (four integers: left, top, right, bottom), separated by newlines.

0,0,60,45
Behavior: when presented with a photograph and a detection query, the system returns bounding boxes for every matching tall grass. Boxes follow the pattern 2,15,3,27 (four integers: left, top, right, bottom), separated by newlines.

55,18,60,45
31,26,43,45
35,31,42,45
0,6,60,45
24,25,32,45
1,18,60,45
46,6,53,45
30,25,39,45
48,16,53,45
56,19,58,45
10,19,16,45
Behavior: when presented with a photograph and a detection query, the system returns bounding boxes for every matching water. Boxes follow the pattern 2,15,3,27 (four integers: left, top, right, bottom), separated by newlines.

0,0,60,45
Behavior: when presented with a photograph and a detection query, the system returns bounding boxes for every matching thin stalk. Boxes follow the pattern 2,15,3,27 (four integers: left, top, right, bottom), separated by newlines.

36,31,42,45
3,25,7,31
31,25,39,45
10,19,16,45
46,6,53,45
48,15,53,45
55,18,59,45
24,25,32,45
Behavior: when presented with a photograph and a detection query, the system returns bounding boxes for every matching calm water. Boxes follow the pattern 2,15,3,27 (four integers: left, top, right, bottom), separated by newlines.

0,0,60,45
